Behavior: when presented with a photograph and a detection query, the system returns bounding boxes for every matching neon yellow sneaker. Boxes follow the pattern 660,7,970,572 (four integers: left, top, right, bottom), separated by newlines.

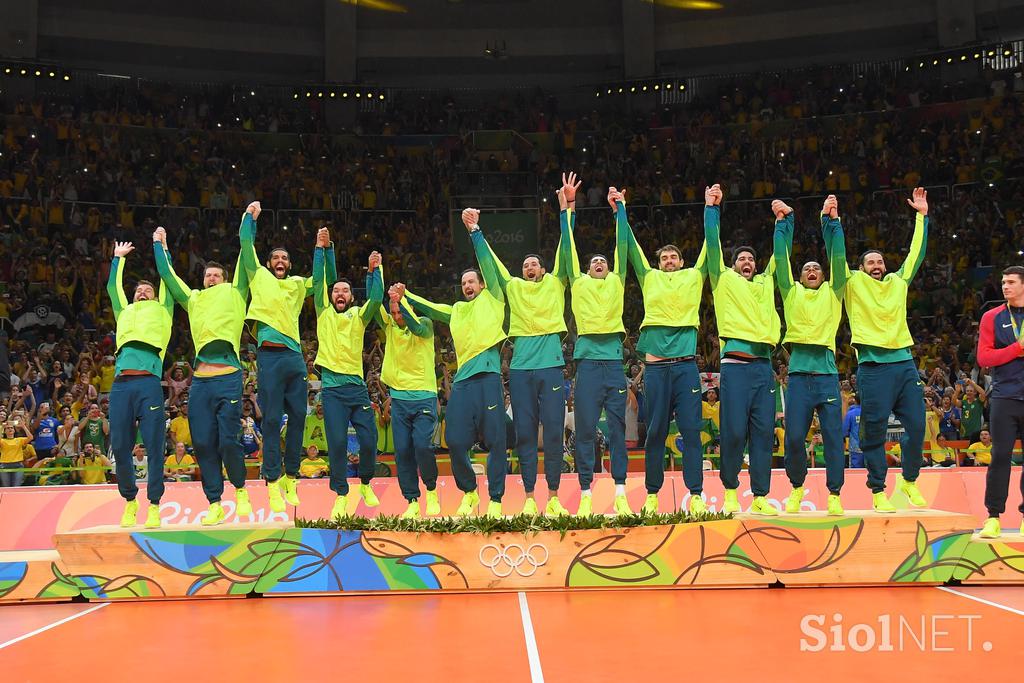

201,502,225,526
280,475,300,506
897,476,926,507
235,488,252,519
456,490,479,516
267,479,286,513
643,493,659,514
614,494,632,515
360,484,380,507
425,489,441,516
331,495,348,519
722,489,740,514
401,501,420,519
688,495,707,515
577,494,593,517
486,500,502,518
545,496,569,516
873,491,896,513
144,504,161,529
120,500,138,528
522,498,539,516
750,496,779,516
785,486,806,513
827,494,844,516
979,517,1001,539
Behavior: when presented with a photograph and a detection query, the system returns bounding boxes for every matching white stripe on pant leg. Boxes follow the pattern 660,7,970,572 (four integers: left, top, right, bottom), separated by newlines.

518,591,545,683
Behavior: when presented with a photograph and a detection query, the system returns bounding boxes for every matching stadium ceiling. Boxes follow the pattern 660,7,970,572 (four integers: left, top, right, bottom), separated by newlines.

25,0,1024,86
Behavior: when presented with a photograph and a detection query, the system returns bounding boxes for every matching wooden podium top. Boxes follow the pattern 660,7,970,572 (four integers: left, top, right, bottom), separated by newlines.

60,520,294,535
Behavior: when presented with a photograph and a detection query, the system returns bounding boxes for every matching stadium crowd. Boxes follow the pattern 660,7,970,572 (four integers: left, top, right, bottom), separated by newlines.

1,61,1022,486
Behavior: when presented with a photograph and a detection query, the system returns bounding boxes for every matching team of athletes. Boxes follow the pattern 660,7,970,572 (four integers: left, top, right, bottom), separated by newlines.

104,172,1019,533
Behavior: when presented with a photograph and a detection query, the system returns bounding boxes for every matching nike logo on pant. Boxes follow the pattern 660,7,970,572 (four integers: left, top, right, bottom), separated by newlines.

230,400,239,404
487,405,497,410
149,406,161,411
691,388,700,393
618,389,627,394
827,398,837,403
552,386,561,391
1003,323,1013,328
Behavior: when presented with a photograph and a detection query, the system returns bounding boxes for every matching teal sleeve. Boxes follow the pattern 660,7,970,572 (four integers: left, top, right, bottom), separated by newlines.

399,298,430,338
897,214,928,283
613,201,629,280
406,291,453,324
772,214,795,295
624,219,652,287
470,229,510,293
312,247,328,314
107,257,127,319
153,243,193,305
470,230,505,302
360,268,383,324
306,245,337,299
822,215,849,292
238,214,258,280
560,209,581,283
704,206,725,288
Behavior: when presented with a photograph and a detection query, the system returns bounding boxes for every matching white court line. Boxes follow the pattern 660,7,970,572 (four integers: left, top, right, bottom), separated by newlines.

518,592,545,683
0,602,111,650
937,586,1024,617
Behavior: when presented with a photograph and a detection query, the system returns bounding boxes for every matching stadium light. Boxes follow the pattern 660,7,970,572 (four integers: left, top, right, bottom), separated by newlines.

2,68,9,74
330,91,336,97
918,61,925,68
1005,49,1013,56
355,92,362,98
630,86,636,92
642,85,648,91
946,57,952,64
932,59,939,65
960,55,967,61
19,68,26,75
988,50,995,57
974,53,981,59
48,71,55,78
317,91,323,97
342,91,349,98
617,87,623,93
595,90,601,97
34,69,41,76
63,74,70,81
305,91,311,98
378,94,384,100
293,93,299,99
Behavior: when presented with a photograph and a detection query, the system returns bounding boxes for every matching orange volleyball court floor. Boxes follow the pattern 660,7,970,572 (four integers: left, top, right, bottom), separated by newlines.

1,584,1021,681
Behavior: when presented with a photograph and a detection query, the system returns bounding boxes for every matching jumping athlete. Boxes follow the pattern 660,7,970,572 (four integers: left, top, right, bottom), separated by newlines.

153,223,252,525
772,195,848,516
107,241,174,528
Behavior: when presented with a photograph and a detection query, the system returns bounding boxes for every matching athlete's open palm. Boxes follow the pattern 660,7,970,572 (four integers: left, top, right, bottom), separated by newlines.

113,241,134,258
907,187,928,216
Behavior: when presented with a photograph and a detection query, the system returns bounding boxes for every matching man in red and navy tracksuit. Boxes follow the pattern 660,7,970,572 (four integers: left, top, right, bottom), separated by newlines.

976,265,1024,539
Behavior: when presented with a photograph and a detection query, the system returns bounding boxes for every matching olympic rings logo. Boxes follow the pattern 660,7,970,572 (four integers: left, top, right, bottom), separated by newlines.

478,543,550,578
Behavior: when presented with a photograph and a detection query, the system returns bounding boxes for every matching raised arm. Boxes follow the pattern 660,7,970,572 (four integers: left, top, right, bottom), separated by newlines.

388,283,430,338
554,172,581,282
611,190,630,281
311,228,330,315
560,207,582,283
152,227,193,306
771,201,795,296
107,242,133,319
464,208,512,295
360,251,384,324
462,210,505,304
821,195,850,293
896,187,929,283
406,290,453,325
305,232,338,298
238,202,261,281
703,184,725,288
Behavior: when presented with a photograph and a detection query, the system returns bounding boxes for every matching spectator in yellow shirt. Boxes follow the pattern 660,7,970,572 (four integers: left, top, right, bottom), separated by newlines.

164,442,198,482
76,443,112,485
1,421,33,487
299,445,329,479
965,429,992,466
168,404,192,448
